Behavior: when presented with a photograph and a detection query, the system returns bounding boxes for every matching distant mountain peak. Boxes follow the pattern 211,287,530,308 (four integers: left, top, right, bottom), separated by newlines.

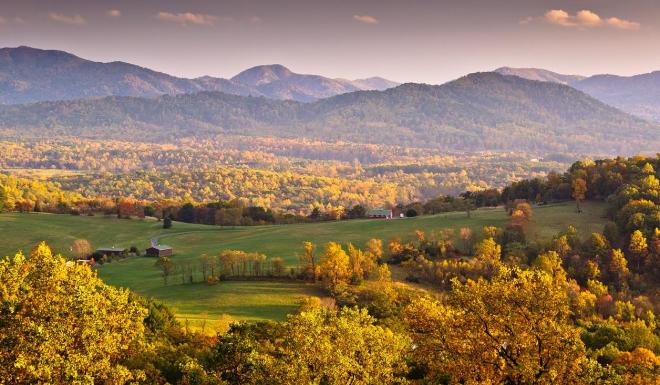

494,67,586,85
231,64,294,86
349,76,400,91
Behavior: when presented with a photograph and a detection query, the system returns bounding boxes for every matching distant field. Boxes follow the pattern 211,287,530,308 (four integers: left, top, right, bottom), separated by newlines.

0,201,607,327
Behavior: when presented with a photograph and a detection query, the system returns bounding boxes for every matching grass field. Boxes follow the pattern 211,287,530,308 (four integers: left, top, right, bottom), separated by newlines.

0,201,607,327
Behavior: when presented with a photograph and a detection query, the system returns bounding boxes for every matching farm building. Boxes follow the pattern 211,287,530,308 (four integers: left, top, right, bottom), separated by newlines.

366,209,393,219
95,246,127,256
146,244,173,257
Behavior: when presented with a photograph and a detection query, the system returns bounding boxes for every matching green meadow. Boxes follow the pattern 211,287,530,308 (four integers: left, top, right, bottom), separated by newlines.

0,201,607,328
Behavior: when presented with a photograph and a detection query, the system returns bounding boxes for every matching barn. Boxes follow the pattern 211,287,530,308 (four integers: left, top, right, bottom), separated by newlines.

146,244,173,257
366,209,393,219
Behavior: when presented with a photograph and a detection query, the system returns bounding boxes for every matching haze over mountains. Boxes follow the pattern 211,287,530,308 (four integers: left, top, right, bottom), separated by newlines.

0,46,399,104
496,67,660,122
1,72,655,155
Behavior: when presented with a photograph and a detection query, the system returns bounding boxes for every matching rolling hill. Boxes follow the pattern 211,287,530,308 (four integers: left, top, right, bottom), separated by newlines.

0,202,607,326
0,46,398,104
0,72,656,154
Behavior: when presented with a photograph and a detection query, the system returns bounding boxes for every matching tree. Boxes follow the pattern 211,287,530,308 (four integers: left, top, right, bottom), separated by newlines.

347,243,365,281
0,242,147,384
405,267,587,384
460,227,474,254
608,249,630,289
178,203,196,223
163,216,173,229
154,256,175,285
628,230,648,271
71,239,92,259
319,242,351,287
347,204,366,219
271,257,285,276
266,308,409,385
533,250,567,281
362,238,382,277
309,207,321,220
474,237,501,263
298,241,318,281
572,178,587,213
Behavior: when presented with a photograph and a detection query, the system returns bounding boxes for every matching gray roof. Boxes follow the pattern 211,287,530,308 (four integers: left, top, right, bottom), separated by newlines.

96,247,126,252
148,245,172,251
367,209,392,215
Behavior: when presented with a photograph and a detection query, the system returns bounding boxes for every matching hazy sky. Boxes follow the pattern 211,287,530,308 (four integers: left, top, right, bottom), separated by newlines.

1,0,659,83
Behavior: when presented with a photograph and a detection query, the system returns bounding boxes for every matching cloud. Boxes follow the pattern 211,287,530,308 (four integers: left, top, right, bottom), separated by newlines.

541,9,640,30
156,12,218,26
605,17,640,30
353,14,379,25
249,16,262,24
48,12,87,25
106,9,121,18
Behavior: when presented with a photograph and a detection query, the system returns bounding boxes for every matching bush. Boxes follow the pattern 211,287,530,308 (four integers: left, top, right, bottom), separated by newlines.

405,208,418,217
206,275,219,285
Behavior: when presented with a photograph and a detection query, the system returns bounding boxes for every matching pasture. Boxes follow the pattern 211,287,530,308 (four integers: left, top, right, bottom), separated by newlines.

0,201,607,327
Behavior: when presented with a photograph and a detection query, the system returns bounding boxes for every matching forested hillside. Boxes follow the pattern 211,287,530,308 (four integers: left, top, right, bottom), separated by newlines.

0,137,563,214
495,66,660,122
1,72,656,154
572,72,660,122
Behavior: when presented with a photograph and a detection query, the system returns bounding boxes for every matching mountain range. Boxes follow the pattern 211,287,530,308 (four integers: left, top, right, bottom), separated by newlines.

0,46,399,104
1,72,655,155
495,67,660,122
0,46,658,156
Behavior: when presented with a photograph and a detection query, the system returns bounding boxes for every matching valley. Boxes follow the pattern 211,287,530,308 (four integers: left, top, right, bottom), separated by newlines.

0,201,607,330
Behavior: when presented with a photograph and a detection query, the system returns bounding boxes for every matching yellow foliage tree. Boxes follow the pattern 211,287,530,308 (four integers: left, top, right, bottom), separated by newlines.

319,242,351,287
269,307,409,384
405,266,587,385
0,242,147,384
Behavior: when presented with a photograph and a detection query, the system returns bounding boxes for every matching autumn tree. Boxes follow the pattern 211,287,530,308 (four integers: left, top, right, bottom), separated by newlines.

474,237,501,264
363,238,382,275
628,230,648,271
266,307,409,385
319,242,351,287
298,241,318,281
405,266,588,384
271,257,286,276
71,238,92,259
572,177,588,213
607,248,630,290
0,242,147,384
155,256,175,285
347,243,365,282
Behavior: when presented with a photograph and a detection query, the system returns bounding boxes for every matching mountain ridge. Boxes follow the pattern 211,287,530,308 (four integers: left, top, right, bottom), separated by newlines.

0,46,399,104
0,72,655,155
494,66,660,122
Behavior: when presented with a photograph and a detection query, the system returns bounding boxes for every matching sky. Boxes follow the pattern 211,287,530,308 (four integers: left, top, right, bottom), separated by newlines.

0,0,659,84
